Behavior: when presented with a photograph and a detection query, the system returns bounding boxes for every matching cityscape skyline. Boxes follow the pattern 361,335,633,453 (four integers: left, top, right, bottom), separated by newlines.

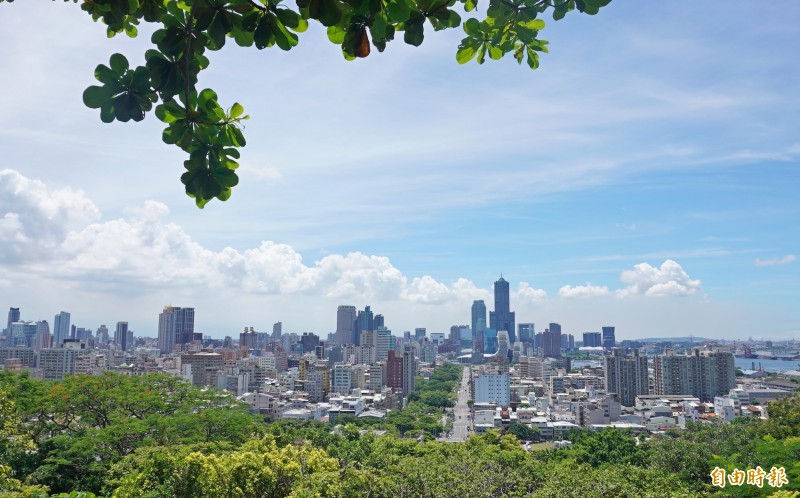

1,2,798,341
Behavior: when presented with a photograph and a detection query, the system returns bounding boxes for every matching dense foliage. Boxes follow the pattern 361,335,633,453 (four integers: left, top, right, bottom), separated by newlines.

0,0,611,207
2,369,799,497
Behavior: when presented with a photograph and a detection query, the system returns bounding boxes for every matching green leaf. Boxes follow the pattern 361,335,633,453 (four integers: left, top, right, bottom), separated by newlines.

230,103,244,119
464,0,476,12
403,17,424,47
463,18,481,37
327,25,347,44
385,0,411,23
109,53,129,75
518,19,545,30
456,38,479,64
83,86,111,109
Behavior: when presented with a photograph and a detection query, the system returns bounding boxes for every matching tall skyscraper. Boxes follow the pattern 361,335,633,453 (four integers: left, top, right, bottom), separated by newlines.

335,305,357,345
402,346,417,396
490,276,516,343
158,306,195,353
583,332,601,348
604,348,648,407
53,311,71,348
272,321,282,342
353,306,374,346
6,307,20,334
96,325,109,346
602,326,616,349
518,323,535,344
114,322,129,351
471,300,486,354
414,328,426,341
542,327,561,358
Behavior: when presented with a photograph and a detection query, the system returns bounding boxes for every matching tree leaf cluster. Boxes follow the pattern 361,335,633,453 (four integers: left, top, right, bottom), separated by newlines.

0,0,612,207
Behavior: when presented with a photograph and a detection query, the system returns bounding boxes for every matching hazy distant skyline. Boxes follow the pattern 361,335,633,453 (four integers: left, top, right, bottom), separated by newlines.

1,2,798,340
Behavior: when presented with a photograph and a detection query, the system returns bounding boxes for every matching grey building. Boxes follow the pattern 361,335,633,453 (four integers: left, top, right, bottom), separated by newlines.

489,277,516,343
604,348,648,407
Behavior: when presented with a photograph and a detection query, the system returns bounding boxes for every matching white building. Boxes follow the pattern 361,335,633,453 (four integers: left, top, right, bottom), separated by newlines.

475,372,510,406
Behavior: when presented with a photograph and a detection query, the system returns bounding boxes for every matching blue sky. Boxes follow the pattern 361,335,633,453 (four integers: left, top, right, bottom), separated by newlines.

0,1,797,340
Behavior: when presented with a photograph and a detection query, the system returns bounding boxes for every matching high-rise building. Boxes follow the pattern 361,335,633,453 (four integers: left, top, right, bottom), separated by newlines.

474,372,510,406
385,350,403,393
583,332,601,348
335,305,357,345
489,277,516,343
301,332,320,353
53,311,71,348
602,326,616,349
34,321,51,350
471,300,486,355
414,328,426,341
654,348,736,402
6,307,20,335
96,325,109,346
375,327,391,361
542,326,561,358
158,306,195,353
496,330,511,358
402,346,417,397
375,314,385,329
114,322,129,351
353,306,374,346
604,348,648,407
240,327,258,349
272,322,282,342
518,323,535,344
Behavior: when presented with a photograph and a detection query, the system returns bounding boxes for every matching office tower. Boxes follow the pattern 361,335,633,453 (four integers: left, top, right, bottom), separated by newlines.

375,327,391,361
10,322,37,348
114,322,129,351
353,306,374,346
272,321,282,342
654,348,736,402
6,307,20,334
602,326,616,349
402,346,417,396
375,314,385,329
484,328,498,354
335,305,357,345
490,276,516,342
471,300,486,354
542,326,561,358
70,324,77,341
95,325,109,345
126,329,134,350
53,311,71,348
583,332,601,348
158,306,195,353
604,348,648,407
449,325,462,344
518,323,534,344
34,321,51,350
414,328,426,341
301,332,320,353
240,327,258,349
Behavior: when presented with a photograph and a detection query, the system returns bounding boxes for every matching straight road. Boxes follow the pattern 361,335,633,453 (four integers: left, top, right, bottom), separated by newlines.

451,365,472,442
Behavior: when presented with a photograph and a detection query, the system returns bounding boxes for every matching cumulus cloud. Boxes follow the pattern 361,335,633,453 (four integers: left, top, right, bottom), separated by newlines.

617,259,702,297
754,254,796,267
0,169,100,263
558,284,611,299
513,282,548,303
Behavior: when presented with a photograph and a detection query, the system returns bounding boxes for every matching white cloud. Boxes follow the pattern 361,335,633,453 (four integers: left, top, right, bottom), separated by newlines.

617,260,702,297
513,282,548,304
558,284,611,299
754,254,796,267
0,169,100,263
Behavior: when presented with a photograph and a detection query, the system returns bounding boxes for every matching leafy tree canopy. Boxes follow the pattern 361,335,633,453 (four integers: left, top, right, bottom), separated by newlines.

0,0,610,207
